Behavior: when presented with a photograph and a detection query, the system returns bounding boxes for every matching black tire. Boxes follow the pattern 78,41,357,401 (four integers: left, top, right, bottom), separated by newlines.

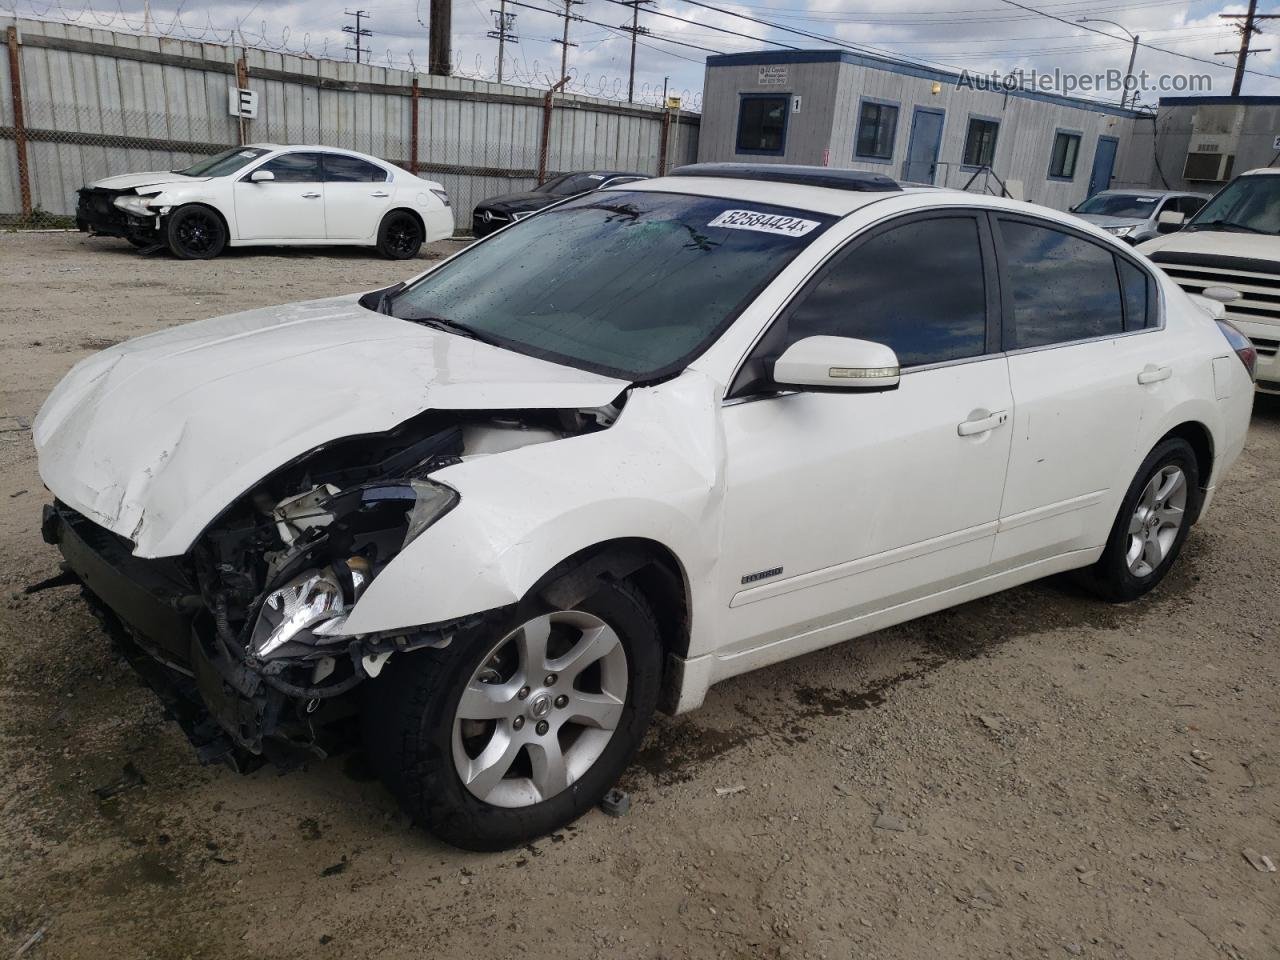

1084,437,1201,603
363,576,662,851
376,210,424,260
166,204,226,259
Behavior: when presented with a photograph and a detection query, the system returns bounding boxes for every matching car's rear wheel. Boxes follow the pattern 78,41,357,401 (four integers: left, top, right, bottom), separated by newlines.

1085,437,1200,602
376,210,424,259
166,205,226,259
364,578,662,850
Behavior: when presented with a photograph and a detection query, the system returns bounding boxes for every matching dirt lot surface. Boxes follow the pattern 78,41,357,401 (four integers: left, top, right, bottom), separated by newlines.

1,230,1278,960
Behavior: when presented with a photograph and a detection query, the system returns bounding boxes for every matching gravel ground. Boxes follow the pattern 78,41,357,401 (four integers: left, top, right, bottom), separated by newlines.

1,231,1277,960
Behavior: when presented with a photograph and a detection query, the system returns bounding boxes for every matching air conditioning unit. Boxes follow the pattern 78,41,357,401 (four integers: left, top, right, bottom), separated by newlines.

1183,148,1235,182
1184,107,1243,182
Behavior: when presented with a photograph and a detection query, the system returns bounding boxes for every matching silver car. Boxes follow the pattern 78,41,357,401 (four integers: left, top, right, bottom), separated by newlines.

1071,189,1211,244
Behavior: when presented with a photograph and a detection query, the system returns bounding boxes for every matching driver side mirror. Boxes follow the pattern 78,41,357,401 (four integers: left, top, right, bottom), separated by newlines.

1157,209,1185,233
250,169,275,183
771,336,901,391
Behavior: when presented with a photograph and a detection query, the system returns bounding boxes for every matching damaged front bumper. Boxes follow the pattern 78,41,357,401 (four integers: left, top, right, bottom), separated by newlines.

75,187,162,242
41,501,391,765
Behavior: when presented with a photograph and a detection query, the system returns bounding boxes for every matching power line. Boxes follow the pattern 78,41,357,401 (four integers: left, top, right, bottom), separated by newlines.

994,0,1280,82
1219,0,1280,95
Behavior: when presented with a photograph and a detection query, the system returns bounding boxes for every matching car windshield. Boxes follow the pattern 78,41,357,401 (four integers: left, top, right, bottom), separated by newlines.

386,191,833,379
1187,175,1280,234
1074,193,1161,218
536,173,612,196
175,147,271,178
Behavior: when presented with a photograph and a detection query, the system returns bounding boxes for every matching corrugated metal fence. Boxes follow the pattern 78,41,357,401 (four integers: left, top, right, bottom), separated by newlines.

0,17,700,228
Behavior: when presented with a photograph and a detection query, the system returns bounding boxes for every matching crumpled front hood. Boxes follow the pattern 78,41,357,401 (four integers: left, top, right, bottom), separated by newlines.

87,171,209,192
34,295,629,558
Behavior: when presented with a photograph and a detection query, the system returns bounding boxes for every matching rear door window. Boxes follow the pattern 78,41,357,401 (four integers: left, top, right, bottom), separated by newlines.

323,154,389,182
998,218,1124,348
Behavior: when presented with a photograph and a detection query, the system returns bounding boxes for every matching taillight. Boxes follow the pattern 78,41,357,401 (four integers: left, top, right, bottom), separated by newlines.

1216,319,1257,380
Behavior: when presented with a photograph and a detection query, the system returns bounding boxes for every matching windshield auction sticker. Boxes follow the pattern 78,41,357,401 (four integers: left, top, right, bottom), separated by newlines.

708,209,820,237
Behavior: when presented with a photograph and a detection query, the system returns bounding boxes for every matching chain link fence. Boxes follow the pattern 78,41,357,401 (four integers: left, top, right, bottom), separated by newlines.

5,95,698,230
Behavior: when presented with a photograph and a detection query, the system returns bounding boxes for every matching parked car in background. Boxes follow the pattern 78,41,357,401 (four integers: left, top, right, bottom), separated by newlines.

75,145,454,260
1070,189,1210,244
471,170,648,237
1139,168,1280,394
37,163,1254,851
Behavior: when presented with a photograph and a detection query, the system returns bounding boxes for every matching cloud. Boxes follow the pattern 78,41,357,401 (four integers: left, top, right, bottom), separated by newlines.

12,0,1277,104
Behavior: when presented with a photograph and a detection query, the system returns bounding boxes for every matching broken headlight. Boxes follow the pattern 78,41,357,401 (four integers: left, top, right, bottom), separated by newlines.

251,562,366,659
250,479,458,659
112,194,155,217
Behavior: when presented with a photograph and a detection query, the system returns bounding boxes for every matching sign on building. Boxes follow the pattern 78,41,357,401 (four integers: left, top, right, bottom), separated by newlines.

758,65,787,85
229,87,259,119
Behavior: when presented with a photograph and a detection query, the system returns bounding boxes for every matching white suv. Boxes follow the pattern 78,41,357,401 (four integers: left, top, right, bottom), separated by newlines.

1139,168,1280,394
36,163,1255,849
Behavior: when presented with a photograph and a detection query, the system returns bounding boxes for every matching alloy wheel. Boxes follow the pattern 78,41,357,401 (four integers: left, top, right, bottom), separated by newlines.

1125,464,1187,577
175,211,219,256
451,610,629,808
385,216,421,257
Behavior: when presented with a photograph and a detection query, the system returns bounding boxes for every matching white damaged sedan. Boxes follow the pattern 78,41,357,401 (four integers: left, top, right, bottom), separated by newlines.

75,144,454,259
36,164,1254,849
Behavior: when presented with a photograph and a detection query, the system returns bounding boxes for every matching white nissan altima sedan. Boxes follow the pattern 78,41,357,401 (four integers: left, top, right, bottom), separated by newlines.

75,144,454,259
35,163,1255,849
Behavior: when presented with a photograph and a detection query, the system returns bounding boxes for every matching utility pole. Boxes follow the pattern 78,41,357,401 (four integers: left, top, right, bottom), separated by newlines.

618,0,652,103
429,0,453,76
143,0,152,35
487,3,518,83
1078,18,1138,108
1219,0,1279,96
553,0,583,85
343,9,372,64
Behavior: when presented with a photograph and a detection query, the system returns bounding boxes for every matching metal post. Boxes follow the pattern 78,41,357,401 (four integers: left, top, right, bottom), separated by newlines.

5,26,31,218
497,0,507,82
537,77,568,184
658,107,670,176
410,78,420,175
235,53,249,146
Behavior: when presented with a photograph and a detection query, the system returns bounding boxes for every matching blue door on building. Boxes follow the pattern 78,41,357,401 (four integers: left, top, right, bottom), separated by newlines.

1088,136,1118,197
903,107,945,184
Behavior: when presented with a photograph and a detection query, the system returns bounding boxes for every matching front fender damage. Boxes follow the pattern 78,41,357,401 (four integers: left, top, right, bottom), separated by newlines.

156,402,622,765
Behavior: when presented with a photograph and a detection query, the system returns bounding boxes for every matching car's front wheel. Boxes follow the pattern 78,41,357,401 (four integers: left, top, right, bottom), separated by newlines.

376,210,424,259
1086,436,1201,602
365,578,662,850
166,204,227,259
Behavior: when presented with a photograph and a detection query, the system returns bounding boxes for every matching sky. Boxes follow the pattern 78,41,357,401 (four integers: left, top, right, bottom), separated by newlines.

6,0,1280,108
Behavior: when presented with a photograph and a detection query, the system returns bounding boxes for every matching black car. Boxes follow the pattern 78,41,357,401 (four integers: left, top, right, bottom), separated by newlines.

471,170,648,237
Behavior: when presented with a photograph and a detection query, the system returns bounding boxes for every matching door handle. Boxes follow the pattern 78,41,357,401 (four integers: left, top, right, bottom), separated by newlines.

957,410,1009,437
302,191,321,199
1137,364,1172,385
371,190,390,198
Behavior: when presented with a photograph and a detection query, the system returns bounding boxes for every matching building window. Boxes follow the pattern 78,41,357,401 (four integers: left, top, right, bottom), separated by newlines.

962,117,999,168
855,100,898,161
1049,131,1082,180
736,95,789,155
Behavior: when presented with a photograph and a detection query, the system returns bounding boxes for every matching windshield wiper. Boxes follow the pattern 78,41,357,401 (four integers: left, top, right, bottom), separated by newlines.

399,312,500,345
1190,218,1268,234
